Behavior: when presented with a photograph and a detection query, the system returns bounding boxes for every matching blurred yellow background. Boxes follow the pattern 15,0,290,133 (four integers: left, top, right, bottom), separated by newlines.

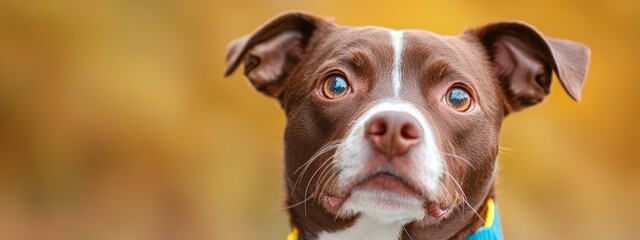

0,0,638,239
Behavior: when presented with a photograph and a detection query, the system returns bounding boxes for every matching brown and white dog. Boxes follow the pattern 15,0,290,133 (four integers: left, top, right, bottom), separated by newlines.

224,11,589,240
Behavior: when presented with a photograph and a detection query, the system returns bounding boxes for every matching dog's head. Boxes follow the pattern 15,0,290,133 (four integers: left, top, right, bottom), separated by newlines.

225,12,589,239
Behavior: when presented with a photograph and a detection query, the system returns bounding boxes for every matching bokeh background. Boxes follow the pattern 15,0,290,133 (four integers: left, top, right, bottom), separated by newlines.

0,0,638,239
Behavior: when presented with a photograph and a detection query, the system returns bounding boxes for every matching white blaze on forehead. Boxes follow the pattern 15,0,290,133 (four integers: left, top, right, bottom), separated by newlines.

389,30,404,98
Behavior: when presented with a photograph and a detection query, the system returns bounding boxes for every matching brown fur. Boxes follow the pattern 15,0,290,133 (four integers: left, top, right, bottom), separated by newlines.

225,11,589,240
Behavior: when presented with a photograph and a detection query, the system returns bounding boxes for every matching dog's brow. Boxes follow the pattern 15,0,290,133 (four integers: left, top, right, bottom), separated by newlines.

314,47,374,77
335,47,374,73
425,59,462,84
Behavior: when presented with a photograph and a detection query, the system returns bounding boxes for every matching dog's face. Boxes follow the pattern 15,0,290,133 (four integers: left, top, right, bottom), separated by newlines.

225,12,589,239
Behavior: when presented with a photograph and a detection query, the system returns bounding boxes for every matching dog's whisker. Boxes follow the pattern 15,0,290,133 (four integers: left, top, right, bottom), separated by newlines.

317,168,339,203
314,162,337,200
312,162,333,200
403,226,415,240
439,151,475,170
283,164,337,212
293,141,341,184
304,156,335,216
498,145,515,155
442,180,462,219
462,199,484,225
442,171,467,220
293,139,342,175
443,171,485,225
294,142,340,184
442,171,467,203
498,145,514,152
304,156,334,198
440,180,453,209
291,140,342,195
438,177,460,219
282,195,314,210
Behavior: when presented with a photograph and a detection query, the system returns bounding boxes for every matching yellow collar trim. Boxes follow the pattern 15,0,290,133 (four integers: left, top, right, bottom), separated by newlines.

286,227,299,240
484,198,495,227
287,198,495,239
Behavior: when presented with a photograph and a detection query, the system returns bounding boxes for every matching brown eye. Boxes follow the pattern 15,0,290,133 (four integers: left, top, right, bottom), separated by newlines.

322,75,349,99
444,87,473,112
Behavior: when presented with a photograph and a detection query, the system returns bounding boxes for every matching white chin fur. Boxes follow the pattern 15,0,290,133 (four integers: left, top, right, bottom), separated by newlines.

340,189,425,224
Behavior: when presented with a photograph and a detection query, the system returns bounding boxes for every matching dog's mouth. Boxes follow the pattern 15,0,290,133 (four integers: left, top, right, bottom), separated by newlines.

322,171,450,218
356,172,420,197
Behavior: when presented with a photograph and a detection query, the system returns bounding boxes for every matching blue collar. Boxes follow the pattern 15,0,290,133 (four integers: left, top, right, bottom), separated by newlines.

464,199,504,240
287,199,504,240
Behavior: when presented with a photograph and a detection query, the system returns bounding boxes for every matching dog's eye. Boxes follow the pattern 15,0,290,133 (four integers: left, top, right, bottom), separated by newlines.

444,87,473,112
322,75,350,99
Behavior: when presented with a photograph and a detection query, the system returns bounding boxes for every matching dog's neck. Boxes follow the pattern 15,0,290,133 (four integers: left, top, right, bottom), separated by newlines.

289,187,495,240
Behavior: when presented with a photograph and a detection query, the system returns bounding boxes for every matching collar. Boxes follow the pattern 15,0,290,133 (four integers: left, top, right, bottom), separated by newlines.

464,198,504,240
286,228,299,240
287,199,503,240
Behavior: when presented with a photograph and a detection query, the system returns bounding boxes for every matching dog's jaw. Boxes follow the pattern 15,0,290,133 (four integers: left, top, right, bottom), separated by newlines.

317,101,447,240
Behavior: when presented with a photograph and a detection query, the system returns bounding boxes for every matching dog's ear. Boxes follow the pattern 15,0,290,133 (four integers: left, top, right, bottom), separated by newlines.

466,22,590,113
224,12,333,98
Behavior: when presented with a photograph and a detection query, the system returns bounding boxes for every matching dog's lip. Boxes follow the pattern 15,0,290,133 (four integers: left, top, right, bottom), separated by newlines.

353,172,421,198
322,171,451,218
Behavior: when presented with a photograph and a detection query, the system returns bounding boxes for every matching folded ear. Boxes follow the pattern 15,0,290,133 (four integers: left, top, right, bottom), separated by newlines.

466,22,590,113
224,12,332,98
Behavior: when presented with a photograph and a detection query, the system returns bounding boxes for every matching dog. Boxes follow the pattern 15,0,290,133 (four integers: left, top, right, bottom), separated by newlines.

224,11,589,240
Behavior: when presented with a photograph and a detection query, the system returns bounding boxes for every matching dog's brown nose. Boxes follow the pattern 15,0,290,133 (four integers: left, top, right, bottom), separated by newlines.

365,111,423,158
